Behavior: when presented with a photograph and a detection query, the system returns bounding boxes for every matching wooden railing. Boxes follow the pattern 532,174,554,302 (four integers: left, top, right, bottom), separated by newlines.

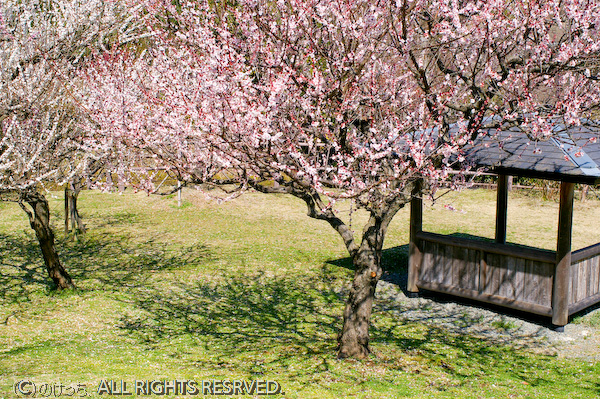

415,232,556,316
572,242,600,263
569,244,600,314
416,232,556,262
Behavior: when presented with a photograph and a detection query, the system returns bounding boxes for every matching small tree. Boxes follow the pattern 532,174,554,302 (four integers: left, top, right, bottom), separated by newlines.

84,0,600,356
0,0,145,288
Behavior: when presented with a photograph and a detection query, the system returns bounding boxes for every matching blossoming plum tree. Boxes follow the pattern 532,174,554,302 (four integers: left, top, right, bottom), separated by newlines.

84,0,600,357
0,0,144,288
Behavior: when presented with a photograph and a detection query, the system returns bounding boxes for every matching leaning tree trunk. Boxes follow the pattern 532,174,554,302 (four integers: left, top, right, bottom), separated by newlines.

64,181,86,235
337,215,386,359
255,180,409,359
20,191,75,290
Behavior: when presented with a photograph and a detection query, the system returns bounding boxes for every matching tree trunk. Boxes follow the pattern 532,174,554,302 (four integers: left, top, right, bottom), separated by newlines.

64,185,70,234
64,182,86,235
337,216,385,359
581,185,588,202
21,191,75,290
267,181,409,359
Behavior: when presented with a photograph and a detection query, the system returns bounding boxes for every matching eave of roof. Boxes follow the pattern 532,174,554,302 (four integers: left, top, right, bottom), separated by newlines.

462,120,600,184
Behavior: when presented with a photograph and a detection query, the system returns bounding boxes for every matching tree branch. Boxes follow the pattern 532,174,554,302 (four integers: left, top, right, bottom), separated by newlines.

249,179,359,257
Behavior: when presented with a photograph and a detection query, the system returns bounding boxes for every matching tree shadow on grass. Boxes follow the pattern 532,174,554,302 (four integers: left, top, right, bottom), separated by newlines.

0,234,53,312
118,267,345,379
371,319,600,394
2,230,597,394
117,266,600,395
0,231,212,310
61,232,212,291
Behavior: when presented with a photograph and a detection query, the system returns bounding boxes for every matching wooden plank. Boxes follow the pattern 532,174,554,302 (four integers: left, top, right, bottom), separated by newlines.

484,253,502,296
580,260,587,301
500,255,515,298
452,245,464,288
427,241,436,284
570,262,579,305
593,256,600,296
589,258,597,297
569,292,600,315
585,260,591,300
420,241,433,283
494,253,506,297
527,260,552,307
481,253,494,295
571,242,600,263
591,258,597,297
540,260,553,308
553,181,575,327
592,256,600,293
581,259,590,301
451,244,460,287
479,252,488,295
496,174,509,244
523,259,535,303
467,249,480,292
417,280,553,316
592,256,599,296
513,257,526,302
590,256,600,295
431,242,443,284
587,259,594,299
408,181,423,294
417,231,556,263
592,257,597,297
442,243,454,286
455,247,478,291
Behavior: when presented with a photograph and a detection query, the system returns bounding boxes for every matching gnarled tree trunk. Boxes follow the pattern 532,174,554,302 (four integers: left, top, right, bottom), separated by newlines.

20,191,74,290
253,180,409,359
337,215,386,359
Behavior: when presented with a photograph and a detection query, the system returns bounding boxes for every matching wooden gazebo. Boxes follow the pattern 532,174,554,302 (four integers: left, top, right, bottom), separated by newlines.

407,122,600,330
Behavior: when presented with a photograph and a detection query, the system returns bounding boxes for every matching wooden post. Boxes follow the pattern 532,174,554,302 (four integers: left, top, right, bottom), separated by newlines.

552,181,575,329
408,179,423,297
495,174,509,244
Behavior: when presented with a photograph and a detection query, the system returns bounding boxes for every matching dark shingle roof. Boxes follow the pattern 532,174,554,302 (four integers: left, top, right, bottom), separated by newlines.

462,121,600,184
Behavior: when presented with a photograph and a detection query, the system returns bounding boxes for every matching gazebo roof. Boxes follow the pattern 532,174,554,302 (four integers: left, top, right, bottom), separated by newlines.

461,120,600,184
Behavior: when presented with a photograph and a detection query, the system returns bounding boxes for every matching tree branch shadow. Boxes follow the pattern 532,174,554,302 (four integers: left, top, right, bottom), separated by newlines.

0,231,213,308
61,232,212,291
2,230,597,394
117,267,345,379
0,234,53,313
114,262,600,395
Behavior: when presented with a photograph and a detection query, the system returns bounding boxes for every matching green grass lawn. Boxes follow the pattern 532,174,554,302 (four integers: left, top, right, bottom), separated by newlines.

0,188,599,398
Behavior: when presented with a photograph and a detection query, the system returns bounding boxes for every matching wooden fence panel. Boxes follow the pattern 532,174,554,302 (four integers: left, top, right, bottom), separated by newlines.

570,254,600,305
418,235,554,311
414,232,600,319
526,259,552,307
